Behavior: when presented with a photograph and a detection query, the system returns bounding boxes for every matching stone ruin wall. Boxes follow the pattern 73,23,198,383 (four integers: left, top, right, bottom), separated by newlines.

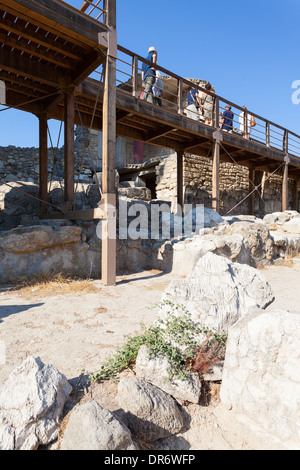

0,126,296,221
156,153,295,216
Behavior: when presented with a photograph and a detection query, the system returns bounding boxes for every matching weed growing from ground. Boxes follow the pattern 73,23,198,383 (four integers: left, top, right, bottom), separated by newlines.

90,301,227,383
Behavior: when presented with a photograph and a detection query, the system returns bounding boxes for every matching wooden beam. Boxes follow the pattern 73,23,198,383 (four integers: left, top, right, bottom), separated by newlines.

177,151,184,208
39,113,48,213
0,46,60,87
282,158,289,211
145,125,176,143
64,91,75,206
212,139,220,212
101,0,116,287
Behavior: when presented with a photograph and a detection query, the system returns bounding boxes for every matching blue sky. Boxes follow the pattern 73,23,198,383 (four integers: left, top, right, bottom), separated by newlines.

0,0,299,147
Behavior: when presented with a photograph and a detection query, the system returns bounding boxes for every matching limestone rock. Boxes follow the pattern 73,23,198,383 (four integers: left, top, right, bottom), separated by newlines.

0,225,82,253
224,220,274,267
117,377,184,442
162,252,274,333
220,310,300,450
171,232,249,276
135,345,202,404
282,217,300,234
0,356,72,450
60,400,137,450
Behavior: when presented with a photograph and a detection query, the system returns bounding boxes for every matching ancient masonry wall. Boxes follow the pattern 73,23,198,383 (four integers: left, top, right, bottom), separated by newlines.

156,153,295,216
0,128,296,217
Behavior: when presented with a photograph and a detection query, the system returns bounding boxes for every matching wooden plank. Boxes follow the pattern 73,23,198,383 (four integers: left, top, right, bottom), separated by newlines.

0,46,61,87
0,12,85,60
1,0,107,46
0,29,74,69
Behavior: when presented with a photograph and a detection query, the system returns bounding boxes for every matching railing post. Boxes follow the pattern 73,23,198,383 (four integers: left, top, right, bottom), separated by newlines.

244,110,248,139
214,96,220,129
177,78,183,115
283,130,288,153
266,122,270,147
132,55,139,99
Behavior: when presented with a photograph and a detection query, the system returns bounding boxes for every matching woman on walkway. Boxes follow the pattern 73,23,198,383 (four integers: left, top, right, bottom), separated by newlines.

201,83,214,126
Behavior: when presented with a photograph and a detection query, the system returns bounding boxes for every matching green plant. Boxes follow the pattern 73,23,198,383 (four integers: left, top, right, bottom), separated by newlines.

90,301,227,383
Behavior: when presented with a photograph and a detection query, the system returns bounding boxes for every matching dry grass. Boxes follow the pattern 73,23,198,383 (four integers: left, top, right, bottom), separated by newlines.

7,273,99,298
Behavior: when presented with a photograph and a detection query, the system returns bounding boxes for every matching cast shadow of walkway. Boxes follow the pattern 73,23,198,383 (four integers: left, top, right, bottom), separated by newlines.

0,303,44,322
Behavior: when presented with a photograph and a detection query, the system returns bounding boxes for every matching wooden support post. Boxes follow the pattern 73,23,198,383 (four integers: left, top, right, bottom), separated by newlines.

282,155,290,212
212,130,222,213
177,151,184,208
39,112,48,214
101,0,117,286
64,90,75,208
248,165,255,215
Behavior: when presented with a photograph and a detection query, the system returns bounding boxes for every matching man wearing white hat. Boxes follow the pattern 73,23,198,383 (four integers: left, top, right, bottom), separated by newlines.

141,46,157,104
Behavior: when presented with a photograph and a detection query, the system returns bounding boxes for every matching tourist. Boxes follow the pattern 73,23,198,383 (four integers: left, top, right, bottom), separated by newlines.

141,46,157,104
239,105,255,139
185,87,201,121
201,83,214,126
220,104,234,132
153,71,164,106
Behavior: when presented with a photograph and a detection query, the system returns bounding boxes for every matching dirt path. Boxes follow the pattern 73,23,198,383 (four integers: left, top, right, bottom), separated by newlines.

0,269,173,386
0,261,299,450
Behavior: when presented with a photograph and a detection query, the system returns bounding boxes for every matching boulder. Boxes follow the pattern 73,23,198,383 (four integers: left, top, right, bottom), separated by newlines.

135,345,202,404
220,310,300,450
0,356,72,450
171,232,249,276
161,252,274,333
60,400,137,450
223,220,274,267
0,225,82,253
117,377,184,442
282,218,300,234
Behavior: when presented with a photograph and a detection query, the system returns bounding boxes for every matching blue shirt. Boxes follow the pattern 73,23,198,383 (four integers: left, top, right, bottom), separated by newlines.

187,88,199,106
142,52,156,80
222,109,234,130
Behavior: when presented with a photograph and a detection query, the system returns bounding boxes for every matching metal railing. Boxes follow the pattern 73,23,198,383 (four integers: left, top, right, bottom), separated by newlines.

78,41,300,160
112,45,300,160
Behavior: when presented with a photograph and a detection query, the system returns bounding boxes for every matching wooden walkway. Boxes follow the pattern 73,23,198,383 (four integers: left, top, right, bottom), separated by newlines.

1,0,300,284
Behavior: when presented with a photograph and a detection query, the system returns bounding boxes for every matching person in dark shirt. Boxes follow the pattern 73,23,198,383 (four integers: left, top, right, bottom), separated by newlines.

141,46,157,104
220,105,234,132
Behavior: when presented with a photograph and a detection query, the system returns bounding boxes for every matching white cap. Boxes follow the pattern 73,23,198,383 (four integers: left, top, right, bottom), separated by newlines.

148,46,157,53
